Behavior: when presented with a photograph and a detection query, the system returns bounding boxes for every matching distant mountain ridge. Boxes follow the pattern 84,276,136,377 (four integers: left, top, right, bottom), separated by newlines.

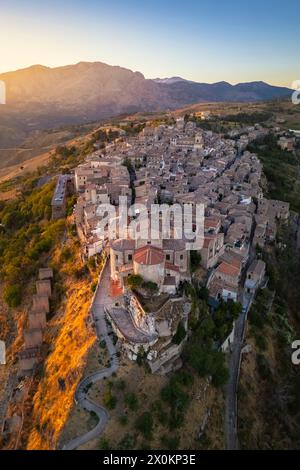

153,76,192,84
0,61,292,134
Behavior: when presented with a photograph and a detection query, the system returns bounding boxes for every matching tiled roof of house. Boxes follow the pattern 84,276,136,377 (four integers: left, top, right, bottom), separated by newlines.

204,217,220,229
165,262,180,272
216,261,240,277
220,250,243,269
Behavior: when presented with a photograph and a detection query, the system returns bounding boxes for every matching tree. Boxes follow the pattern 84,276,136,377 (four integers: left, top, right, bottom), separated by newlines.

172,321,187,345
142,280,158,292
161,434,180,450
186,343,229,387
103,387,117,410
4,284,22,307
125,392,139,411
135,412,153,440
126,274,143,289
190,251,202,273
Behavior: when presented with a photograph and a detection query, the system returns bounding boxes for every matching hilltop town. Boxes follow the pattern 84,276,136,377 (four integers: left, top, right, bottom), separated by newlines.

66,115,291,363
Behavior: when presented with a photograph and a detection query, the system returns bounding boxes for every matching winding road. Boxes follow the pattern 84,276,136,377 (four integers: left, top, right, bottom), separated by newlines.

224,310,246,450
62,261,119,450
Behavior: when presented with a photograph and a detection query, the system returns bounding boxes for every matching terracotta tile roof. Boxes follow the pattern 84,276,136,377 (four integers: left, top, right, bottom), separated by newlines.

204,217,220,229
133,245,165,265
118,263,133,273
165,262,180,272
220,251,243,269
216,261,240,277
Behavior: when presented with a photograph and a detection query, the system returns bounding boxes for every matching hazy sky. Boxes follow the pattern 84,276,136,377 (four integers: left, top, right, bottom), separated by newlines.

0,0,299,86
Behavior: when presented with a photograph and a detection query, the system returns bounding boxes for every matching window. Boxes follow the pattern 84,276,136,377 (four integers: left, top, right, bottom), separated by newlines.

128,254,132,261
180,254,184,260
166,254,171,261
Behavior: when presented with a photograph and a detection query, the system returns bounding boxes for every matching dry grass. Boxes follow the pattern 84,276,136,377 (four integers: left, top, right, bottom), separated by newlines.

61,346,225,451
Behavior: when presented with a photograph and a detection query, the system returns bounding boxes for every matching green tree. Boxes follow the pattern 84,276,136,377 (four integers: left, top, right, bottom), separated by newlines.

4,284,22,307
126,274,144,289
125,392,139,411
172,321,187,345
135,412,153,440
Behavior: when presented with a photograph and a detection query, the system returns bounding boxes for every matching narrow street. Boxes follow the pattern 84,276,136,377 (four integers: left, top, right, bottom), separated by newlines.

224,309,246,450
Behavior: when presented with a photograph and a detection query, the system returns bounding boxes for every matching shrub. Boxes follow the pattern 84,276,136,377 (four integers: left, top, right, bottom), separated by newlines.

186,344,229,387
161,434,180,450
256,354,272,380
249,308,265,328
118,434,136,450
115,379,126,391
161,380,190,412
135,412,153,440
190,251,202,272
98,438,110,450
118,414,128,426
4,284,22,307
103,387,117,409
126,274,144,289
255,334,267,351
172,321,187,345
142,280,158,292
124,392,139,411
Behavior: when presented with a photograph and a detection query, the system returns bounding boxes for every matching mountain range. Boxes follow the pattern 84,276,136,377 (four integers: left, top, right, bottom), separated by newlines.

0,61,292,137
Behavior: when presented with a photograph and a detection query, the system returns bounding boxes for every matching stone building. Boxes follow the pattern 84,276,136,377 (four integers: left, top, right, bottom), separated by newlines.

110,238,189,294
36,279,52,297
51,174,73,220
107,293,191,374
32,295,49,314
18,347,40,374
28,310,47,330
38,268,53,281
245,259,266,293
24,328,43,348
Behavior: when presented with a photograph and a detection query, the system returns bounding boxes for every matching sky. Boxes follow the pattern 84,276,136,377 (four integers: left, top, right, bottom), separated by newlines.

0,0,299,87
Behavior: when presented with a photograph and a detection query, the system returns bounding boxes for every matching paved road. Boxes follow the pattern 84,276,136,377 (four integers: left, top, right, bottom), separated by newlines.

224,312,245,450
62,262,119,450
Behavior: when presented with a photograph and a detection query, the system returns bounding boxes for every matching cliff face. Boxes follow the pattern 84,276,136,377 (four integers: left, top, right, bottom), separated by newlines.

26,279,96,450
